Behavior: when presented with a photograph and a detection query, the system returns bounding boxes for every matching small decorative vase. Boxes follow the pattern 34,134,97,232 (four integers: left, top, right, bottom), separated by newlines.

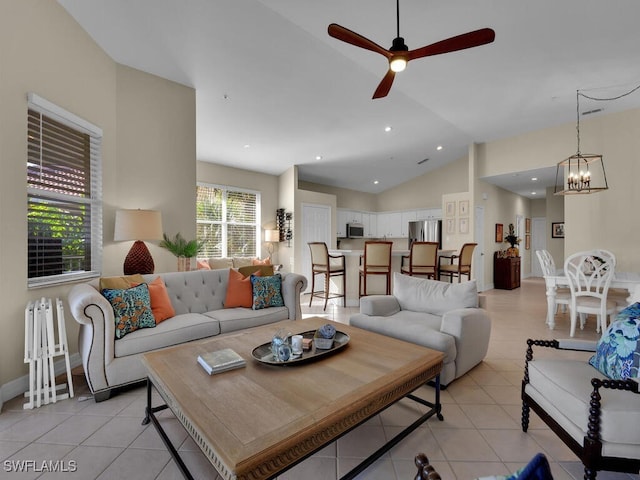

177,256,192,272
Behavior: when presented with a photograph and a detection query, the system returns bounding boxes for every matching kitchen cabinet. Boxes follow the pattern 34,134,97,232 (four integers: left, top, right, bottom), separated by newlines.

416,208,442,220
361,212,377,237
494,253,520,290
337,209,363,237
400,211,417,237
377,212,402,238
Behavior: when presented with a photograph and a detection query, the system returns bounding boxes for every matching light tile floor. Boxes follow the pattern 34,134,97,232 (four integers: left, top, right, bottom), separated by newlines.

1,278,638,479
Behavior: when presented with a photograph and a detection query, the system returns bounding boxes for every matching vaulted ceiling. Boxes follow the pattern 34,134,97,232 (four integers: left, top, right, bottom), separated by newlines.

58,0,640,197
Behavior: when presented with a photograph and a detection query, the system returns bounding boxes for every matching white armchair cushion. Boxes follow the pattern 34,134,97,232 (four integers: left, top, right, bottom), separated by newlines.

527,359,640,453
393,272,478,315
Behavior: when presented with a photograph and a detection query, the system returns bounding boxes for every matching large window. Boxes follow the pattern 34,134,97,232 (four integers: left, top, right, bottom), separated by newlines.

27,93,102,287
196,184,260,258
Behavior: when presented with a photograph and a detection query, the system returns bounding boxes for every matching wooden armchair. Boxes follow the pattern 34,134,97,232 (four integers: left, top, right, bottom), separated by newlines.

521,338,640,480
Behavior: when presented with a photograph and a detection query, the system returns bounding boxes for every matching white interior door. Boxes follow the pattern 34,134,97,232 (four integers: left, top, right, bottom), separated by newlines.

474,206,485,291
531,217,546,277
301,203,331,293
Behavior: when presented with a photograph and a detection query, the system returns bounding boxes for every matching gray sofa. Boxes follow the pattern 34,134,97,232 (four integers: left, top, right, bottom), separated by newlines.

350,273,491,386
68,269,307,401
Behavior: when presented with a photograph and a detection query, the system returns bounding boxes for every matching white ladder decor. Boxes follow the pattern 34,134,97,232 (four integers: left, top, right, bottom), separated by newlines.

23,298,74,409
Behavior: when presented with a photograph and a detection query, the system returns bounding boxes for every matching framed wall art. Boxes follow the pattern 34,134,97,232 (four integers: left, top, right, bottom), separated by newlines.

459,217,469,234
445,201,455,217
459,200,469,216
552,222,565,238
446,218,456,234
495,223,503,243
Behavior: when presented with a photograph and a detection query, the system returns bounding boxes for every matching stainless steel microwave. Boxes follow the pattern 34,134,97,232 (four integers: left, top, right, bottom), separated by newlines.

346,223,364,238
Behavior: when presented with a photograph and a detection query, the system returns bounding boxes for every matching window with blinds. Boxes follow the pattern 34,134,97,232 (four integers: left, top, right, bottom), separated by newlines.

196,184,260,259
27,94,102,287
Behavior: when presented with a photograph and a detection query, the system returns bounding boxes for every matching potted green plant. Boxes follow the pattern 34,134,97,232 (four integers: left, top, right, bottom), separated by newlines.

503,223,521,257
159,233,203,271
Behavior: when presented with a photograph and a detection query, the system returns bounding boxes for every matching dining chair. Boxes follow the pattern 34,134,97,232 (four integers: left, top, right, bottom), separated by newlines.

308,242,346,310
438,243,477,283
359,241,393,297
536,249,570,326
401,241,439,279
564,250,617,337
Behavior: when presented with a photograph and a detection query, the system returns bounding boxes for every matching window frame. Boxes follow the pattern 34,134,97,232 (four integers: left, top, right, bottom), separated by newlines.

27,93,103,288
196,183,261,259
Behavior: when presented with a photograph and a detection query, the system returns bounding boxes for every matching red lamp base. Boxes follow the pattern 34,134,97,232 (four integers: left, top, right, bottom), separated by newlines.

123,240,155,275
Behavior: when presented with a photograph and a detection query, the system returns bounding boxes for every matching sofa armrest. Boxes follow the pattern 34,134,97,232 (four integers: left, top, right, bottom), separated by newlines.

68,283,115,393
359,295,401,317
281,272,308,320
440,308,491,378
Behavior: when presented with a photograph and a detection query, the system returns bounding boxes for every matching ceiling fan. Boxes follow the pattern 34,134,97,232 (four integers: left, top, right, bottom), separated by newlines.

328,0,495,99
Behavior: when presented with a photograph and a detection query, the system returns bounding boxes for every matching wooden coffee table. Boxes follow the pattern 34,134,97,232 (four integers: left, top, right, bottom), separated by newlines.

142,317,443,480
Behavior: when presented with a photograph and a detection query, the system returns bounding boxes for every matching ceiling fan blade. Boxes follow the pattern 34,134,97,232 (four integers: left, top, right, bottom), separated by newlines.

372,70,396,99
328,23,391,58
408,28,495,61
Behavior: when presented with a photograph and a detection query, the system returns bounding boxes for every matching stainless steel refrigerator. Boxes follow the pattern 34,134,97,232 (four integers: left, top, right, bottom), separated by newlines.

408,220,442,249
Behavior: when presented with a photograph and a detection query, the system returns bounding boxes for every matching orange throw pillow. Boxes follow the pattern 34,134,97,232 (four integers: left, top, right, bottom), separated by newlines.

197,259,211,270
225,269,261,308
251,257,271,266
147,277,176,323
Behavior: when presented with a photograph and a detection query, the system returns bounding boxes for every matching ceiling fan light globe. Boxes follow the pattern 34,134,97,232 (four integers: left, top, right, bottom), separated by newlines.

390,57,407,72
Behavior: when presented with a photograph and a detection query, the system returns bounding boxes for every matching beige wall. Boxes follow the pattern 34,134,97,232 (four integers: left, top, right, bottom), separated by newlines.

478,108,639,272
375,157,469,212
0,1,195,399
298,181,375,212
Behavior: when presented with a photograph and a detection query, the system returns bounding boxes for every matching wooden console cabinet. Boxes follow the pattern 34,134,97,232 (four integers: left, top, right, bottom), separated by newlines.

494,253,521,290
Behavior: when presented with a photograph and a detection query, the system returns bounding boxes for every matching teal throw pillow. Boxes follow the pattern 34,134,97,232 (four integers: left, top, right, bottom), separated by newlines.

102,283,156,339
251,274,284,310
589,302,640,379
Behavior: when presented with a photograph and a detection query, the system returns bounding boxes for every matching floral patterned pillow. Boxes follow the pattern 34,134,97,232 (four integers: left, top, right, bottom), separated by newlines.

589,302,640,379
102,283,156,339
251,274,284,310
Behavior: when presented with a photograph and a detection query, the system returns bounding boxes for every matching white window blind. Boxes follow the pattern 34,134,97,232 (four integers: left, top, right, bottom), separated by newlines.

27,93,103,287
196,184,260,259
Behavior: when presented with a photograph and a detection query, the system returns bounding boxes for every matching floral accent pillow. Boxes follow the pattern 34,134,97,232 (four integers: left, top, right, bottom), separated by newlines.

589,302,640,379
251,274,284,310
102,283,156,339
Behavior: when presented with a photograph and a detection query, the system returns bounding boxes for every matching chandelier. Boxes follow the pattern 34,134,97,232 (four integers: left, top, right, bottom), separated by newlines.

554,90,608,195
555,82,640,195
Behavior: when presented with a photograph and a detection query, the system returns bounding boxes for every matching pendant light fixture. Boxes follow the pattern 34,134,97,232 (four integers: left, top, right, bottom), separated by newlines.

554,90,608,195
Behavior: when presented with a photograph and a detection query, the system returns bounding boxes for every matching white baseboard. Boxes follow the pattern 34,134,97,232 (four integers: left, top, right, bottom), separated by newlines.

0,353,82,406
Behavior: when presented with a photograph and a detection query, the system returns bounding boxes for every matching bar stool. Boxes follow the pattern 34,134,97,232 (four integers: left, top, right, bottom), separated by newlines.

401,242,439,279
438,243,477,283
359,241,393,297
308,242,346,310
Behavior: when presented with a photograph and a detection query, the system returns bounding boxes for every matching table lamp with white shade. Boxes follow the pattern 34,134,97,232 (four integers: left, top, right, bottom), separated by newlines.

264,229,280,257
114,209,163,275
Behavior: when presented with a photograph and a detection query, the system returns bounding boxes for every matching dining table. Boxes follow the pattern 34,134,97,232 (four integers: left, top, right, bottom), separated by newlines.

543,269,640,329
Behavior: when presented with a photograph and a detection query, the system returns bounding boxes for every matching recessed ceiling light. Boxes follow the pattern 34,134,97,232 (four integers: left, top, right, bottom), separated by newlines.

384,126,392,132
436,145,443,151
531,192,537,195
531,177,538,181
315,155,322,160
373,180,379,185
243,144,250,149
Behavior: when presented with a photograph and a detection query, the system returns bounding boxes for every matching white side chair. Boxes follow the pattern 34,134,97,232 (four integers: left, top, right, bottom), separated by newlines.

564,250,617,337
536,249,570,328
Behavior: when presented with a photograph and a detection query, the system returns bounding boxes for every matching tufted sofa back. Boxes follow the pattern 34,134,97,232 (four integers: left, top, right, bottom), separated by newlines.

142,269,229,315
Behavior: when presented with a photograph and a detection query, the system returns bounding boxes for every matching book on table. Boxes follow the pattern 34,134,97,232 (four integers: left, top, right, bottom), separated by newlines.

197,348,246,375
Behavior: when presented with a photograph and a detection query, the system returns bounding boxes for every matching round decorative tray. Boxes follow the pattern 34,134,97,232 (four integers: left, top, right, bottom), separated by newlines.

251,330,350,365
